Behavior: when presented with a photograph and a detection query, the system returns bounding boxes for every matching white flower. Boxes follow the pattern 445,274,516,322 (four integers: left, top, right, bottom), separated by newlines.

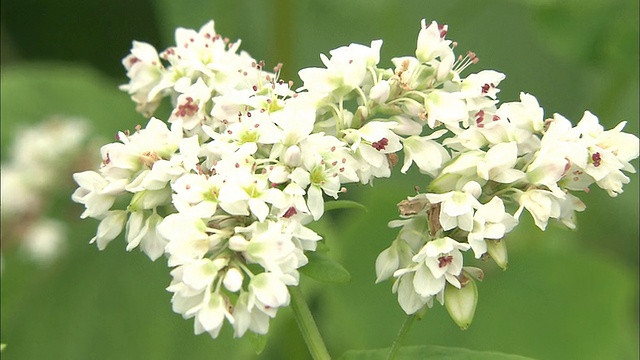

248,272,292,313
467,197,517,258
232,291,270,337
416,19,453,64
514,188,563,230
476,142,525,184
90,210,127,250
194,292,232,338
72,171,124,219
411,237,470,294
343,121,402,183
120,40,164,116
159,213,224,266
125,210,167,261
401,129,450,176
426,190,480,232
169,78,212,130
236,221,305,277
423,90,468,128
393,272,434,314
298,40,382,98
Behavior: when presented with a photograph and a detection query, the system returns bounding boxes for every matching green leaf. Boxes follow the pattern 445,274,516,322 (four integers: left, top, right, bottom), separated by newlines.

324,200,368,213
299,251,351,284
248,333,268,355
339,345,536,360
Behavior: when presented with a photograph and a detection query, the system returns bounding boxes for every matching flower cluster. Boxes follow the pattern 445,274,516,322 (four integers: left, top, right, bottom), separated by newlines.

73,18,638,337
2,117,93,264
374,22,639,321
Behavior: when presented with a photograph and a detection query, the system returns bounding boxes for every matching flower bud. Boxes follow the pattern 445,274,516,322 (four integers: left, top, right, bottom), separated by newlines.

228,234,249,252
462,180,482,199
444,275,478,330
223,267,244,292
486,238,508,270
283,145,302,167
369,80,390,103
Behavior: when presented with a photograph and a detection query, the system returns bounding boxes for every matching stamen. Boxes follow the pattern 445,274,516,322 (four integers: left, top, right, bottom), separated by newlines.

438,255,453,268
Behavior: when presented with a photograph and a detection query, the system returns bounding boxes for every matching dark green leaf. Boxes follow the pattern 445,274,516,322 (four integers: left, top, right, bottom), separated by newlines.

248,333,267,355
324,200,368,213
299,251,351,284
339,345,536,360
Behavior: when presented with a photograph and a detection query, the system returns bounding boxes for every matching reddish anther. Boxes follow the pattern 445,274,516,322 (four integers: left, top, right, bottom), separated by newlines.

372,138,389,151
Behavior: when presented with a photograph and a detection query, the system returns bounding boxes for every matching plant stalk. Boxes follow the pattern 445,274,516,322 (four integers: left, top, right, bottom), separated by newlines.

387,314,416,360
289,286,331,360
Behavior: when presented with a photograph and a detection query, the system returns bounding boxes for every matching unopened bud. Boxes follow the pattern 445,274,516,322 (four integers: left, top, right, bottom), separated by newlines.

284,145,302,167
444,274,478,330
228,234,249,252
369,80,390,103
223,267,244,293
486,238,508,270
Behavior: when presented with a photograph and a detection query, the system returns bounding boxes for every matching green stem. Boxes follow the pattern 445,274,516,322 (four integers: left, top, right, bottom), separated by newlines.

387,314,416,360
289,286,332,360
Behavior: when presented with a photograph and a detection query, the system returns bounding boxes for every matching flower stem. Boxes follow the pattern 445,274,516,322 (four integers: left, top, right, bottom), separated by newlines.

387,314,416,360
289,286,331,360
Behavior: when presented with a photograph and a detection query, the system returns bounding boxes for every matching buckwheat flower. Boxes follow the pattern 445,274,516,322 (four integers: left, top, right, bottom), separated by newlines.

391,56,435,91
100,118,183,185
514,188,563,230
416,19,453,64
476,142,525,184
167,258,234,338
573,111,639,196
497,92,545,134
71,171,124,219
467,197,517,258
400,129,450,176
232,292,270,337
423,90,468,128
120,41,164,116
290,133,357,219
225,111,283,148
298,40,382,98
169,78,213,130
426,189,481,232
90,210,127,250
236,221,305,276
194,292,233,338
393,271,435,314
410,236,471,295
342,120,402,183
458,70,505,105
124,210,167,260
159,213,226,266
248,272,294,313
171,173,222,218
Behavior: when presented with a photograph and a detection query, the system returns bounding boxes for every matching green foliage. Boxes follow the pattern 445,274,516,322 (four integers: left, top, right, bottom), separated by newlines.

249,333,268,355
339,345,536,360
299,251,352,284
324,200,368,213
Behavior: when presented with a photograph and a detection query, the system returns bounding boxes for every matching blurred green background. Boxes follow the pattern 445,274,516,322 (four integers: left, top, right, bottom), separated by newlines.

1,0,638,359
